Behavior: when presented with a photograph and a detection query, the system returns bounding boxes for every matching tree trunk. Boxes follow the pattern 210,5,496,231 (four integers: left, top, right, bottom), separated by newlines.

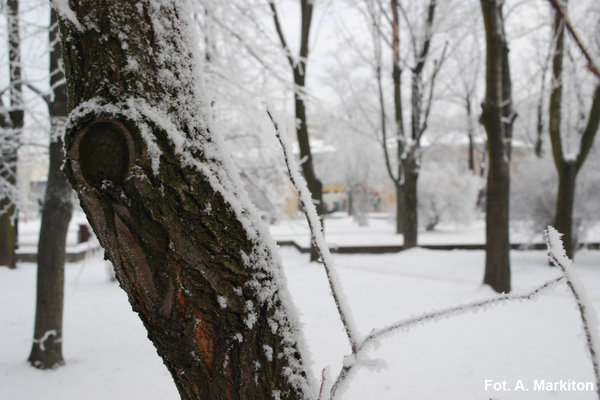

466,95,476,172
391,0,404,235
554,162,577,258
293,70,324,262
547,0,600,260
394,181,404,234
402,157,418,248
0,0,24,269
480,0,513,293
56,1,309,399
28,9,73,370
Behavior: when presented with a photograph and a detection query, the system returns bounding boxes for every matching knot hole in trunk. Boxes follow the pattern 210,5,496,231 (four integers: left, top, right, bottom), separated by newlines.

75,120,134,191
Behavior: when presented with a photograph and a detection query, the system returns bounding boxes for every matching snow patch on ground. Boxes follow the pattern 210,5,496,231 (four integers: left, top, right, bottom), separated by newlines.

2,246,600,399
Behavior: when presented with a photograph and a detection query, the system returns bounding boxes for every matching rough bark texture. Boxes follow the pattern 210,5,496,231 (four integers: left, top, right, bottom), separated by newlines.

57,1,309,399
401,157,418,248
548,0,600,259
28,9,73,370
0,0,24,269
480,0,514,293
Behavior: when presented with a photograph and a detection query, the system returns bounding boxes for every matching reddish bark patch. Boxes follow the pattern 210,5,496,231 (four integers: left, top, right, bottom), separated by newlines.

176,290,187,314
193,309,215,372
225,352,234,400
114,212,158,309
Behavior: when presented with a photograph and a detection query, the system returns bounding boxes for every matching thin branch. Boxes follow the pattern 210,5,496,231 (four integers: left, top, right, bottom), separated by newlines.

24,83,50,106
545,227,600,399
268,0,295,69
396,1,416,56
206,11,290,87
317,368,327,400
330,274,565,398
546,0,600,79
418,40,448,141
267,109,360,355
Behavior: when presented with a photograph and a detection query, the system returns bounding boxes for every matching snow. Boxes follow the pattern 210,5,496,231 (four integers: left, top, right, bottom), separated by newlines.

272,213,504,248
2,241,600,399
51,0,84,32
32,330,58,352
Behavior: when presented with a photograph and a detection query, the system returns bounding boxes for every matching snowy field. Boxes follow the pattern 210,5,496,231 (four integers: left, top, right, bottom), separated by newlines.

2,231,600,399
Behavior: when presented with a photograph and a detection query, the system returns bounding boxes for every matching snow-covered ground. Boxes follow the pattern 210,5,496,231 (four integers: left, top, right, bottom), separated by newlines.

2,229,600,399
271,212,548,247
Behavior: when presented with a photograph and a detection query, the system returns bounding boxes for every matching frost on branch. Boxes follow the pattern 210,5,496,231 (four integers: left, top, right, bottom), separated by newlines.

546,226,600,398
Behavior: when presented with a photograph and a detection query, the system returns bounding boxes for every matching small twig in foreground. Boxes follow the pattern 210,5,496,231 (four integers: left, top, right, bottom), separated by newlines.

545,226,600,399
329,275,565,398
317,368,328,400
267,108,360,356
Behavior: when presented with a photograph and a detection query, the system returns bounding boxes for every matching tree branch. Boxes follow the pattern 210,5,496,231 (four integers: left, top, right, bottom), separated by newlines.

24,83,51,106
418,40,448,141
575,84,600,172
545,226,600,399
268,0,295,69
546,0,600,79
329,275,565,398
267,109,360,355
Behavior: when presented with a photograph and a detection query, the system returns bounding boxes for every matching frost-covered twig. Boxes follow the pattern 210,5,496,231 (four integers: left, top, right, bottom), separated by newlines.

317,368,328,400
329,275,565,398
267,109,360,356
546,0,600,79
545,226,600,399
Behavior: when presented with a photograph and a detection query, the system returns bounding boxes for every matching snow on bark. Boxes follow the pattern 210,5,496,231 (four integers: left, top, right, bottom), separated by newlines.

50,0,84,31
58,0,315,396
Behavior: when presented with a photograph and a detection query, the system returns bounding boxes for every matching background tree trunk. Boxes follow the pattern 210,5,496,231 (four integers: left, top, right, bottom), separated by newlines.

547,0,600,259
270,0,324,262
401,157,418,248
57,1,309,399
28,9,73,370
0,0,24,269
480,0,514,293
294,70,324,262
392,0,405,235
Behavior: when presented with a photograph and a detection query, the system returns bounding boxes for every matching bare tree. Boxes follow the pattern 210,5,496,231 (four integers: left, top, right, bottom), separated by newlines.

479,0,516,293
269,0,324,261
28,8,73,370
547,0,600,258
369,0,446,247
0,0,24,269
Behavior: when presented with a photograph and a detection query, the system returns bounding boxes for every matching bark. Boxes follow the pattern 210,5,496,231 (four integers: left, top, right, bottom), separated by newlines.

28,9,73,370
554,162,577,257
294,70,324,262
0,0,24,269
480,0,513,293
57,1,309,399
401,156,418,248
548,0,600,259
466,95,476,172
